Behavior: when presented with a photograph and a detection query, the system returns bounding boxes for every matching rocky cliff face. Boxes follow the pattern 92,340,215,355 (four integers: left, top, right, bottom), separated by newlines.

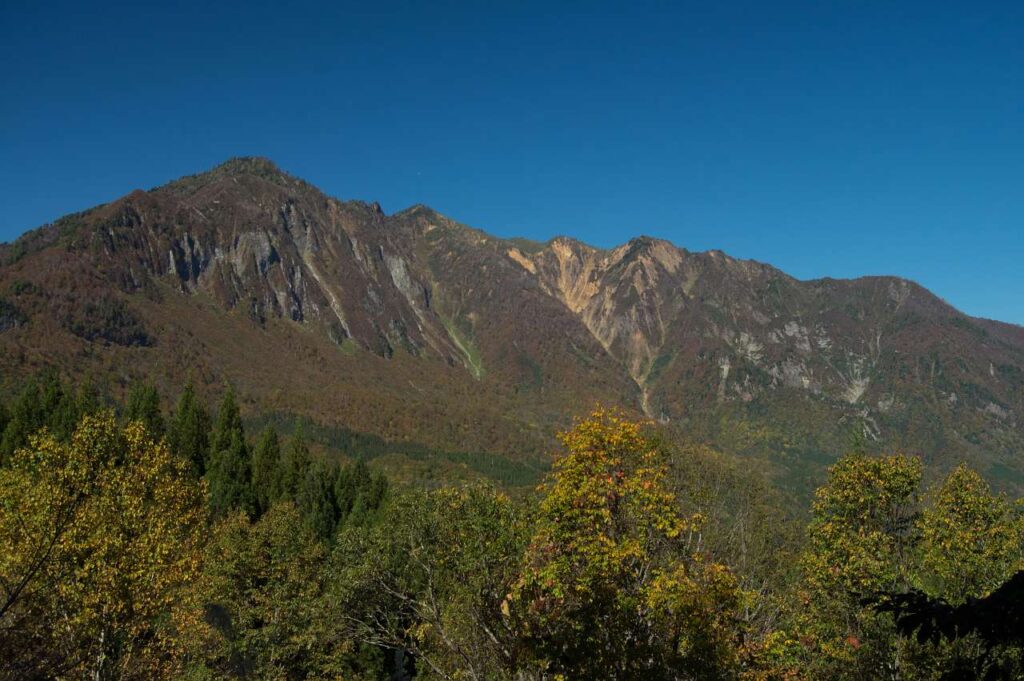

2,158,1022,491
507,232,1022,435
62,158,468,362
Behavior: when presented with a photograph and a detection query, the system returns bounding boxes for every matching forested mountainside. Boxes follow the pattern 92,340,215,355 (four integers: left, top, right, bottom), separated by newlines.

1,157,1022,493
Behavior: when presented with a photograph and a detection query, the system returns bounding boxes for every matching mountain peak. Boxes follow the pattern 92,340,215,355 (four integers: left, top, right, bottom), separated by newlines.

621,235,677,253
161,156,301,197
215,155,278,173
395,204,440,219
213,156,283,177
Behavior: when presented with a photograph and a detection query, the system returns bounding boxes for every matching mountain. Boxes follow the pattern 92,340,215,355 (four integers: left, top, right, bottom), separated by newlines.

2,157,1022,493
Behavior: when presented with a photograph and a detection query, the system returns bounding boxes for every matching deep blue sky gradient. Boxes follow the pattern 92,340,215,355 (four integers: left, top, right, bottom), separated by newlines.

1,1,1021,323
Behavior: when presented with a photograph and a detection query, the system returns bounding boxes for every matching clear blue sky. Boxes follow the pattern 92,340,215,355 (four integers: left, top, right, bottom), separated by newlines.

1,1,1021,324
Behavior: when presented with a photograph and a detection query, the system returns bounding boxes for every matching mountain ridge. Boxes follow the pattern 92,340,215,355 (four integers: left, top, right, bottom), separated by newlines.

3,155,1010,324
2,157,1022,494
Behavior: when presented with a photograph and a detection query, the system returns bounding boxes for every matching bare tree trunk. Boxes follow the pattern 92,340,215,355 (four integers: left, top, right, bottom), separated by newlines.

93,627,106,681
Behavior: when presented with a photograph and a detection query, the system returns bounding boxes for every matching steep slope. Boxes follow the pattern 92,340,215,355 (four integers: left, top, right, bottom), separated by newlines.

1,158,1022,493
0,159,635,471
510,235,1024,490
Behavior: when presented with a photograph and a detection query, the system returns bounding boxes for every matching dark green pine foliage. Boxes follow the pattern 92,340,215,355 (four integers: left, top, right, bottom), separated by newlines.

207,387,254,518
0,375,96,461
297,460,339,540
39,374,82,441
0,380,43,460
334,460,367,518
40,373,99,443
251,426,282,515
363,470,388,515
0,401,10,465
168,380,212,476
335,459,389,527
124,382,164,437
279,426,312,501
75,381,100,417
211,386,243,454
0,402,8,444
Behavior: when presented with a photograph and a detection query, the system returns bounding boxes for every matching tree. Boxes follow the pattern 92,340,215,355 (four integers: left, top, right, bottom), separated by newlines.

334,459,388,527
178,503,343,679
0,379,43,460
855,464,1024,679
667,441,801,642
250,426,282,515
1,375,98,462
208,430,254,520
167,379,211,476
207,387,254,519
0,413,205,679
917,464,1024,604
203,385,251,518
0,401,8,444
795,452,923,679
210,386,243,456
297,460,339,540
124,382,164,437
509,409,746,680
872,570,1024,680
331,484,527,680
38,372,85,441
334,458,369,518
279,425,311,501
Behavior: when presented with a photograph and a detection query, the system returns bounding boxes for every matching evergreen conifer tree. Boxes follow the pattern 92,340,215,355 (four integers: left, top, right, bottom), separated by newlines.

211,386,243,454
297,460,339,540
279,425,312,501
168,379,211,476
208,430,254,518
0,402,8,444
207,386,254,518
39,374,81,441
0,379,44,460
74,380,100,417
125,382,164,437
251,426,282,515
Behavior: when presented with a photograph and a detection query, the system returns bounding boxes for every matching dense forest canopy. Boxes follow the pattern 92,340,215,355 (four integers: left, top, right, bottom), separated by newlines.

1,375,1022,679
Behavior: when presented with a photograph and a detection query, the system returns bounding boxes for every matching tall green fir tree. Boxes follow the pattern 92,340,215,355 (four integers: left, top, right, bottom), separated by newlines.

251,426,282,515
0,375,95,460
168,379,212,476
279,425,312,501
334,459,388,526
0,402,8,444
297,460,339,540
125,382,164,437
0,380,42,460
207,387,254,518
39,373,81,441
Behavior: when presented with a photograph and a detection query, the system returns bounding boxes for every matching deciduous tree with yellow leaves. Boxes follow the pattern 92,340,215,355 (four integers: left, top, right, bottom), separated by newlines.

0,413,205,679
917,463,1024,604
792,452,922,679
509,409,747,680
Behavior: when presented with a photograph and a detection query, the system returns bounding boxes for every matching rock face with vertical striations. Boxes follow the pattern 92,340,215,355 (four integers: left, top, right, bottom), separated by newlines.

2,157,1023,493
